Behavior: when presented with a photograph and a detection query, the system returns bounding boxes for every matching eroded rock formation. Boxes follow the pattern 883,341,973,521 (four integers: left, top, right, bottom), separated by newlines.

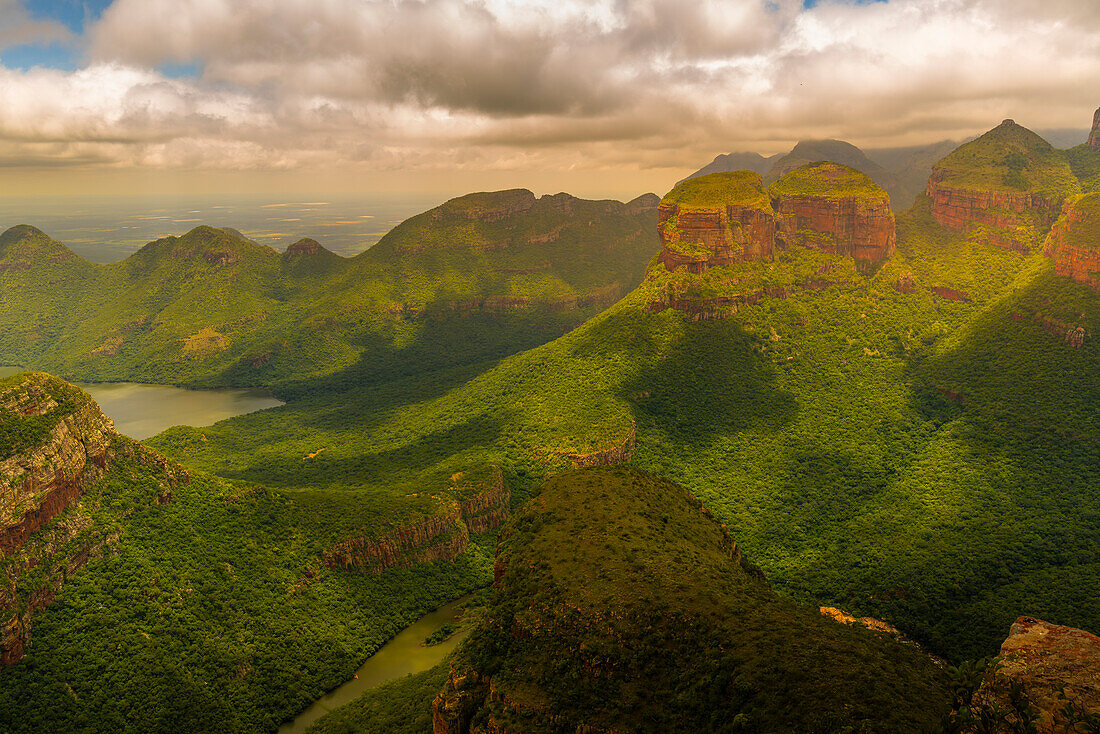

284,238,323,256
1089,107,1100,151
925,120,1078,251
771,162,896,265
972,617,1100,732
1044,194,1100,292
1,373,189,667
322,467,510,574
656,171,775,273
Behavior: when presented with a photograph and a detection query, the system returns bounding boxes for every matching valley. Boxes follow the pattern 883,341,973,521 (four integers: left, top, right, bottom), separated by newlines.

2,109,1100,733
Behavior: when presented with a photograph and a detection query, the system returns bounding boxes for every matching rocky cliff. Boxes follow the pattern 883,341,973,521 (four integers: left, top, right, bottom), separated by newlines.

926,120,1080,251
322,467,510,574
432,468,952,734
1044,193,1100,292
1,372,189,667
656,171,775,273
968,617,1100,733
1089,108,1100,151
770,162,896,266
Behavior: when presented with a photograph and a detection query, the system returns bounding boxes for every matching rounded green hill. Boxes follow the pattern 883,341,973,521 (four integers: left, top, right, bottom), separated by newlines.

931,119,1080,197
770,161,887,200
661,170,772,210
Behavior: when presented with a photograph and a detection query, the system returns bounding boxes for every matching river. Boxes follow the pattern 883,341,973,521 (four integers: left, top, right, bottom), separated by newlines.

278,595,474,734
0,366,283,439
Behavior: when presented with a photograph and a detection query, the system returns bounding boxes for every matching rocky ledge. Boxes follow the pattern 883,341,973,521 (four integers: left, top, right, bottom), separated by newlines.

770,162,896,266
1089,107,1100,151
1044,193,1100,292
971,617,1100,732
656,171,775,272
322,467,510,574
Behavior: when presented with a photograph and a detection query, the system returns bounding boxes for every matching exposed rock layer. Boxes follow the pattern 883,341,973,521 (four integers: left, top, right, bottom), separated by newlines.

1090,107,1100,151
322,467,510,573
973,617,1100,732
1044,194,1100,292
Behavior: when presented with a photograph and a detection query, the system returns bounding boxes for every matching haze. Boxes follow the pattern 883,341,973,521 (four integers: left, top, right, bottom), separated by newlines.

1,0,1098,201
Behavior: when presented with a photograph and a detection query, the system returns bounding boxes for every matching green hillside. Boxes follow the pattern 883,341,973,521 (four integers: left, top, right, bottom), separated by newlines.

0,191,658,390
437,467,951,733
0,374,493,734
153,188,1100,664
931,119,1080,197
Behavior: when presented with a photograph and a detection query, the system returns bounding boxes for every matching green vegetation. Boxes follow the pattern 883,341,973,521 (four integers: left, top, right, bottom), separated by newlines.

769,161,886,200
932,120,1080,197
0,190,658,390
1054,193,1100,251
1064,144,1100,193
423,622,458,646
448,467,951,732
0,371,79,460
304,663,448,734
660,170,772,209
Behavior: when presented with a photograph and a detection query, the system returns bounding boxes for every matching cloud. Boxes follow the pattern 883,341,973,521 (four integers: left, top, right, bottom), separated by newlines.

0,0,1097,183
0,0,72,49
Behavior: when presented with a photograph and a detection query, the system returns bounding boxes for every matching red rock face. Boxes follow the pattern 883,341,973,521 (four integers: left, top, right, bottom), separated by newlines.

656,200,775,273
772,193,895,264
1044,197,1100,293
322,468,510,573
926,171,1062,251
1089,107,1100,151
973,617,1100,732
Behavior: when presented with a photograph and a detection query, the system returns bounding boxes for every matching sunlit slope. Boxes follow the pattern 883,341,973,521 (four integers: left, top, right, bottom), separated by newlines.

0,191,658,388
154,188,1100,662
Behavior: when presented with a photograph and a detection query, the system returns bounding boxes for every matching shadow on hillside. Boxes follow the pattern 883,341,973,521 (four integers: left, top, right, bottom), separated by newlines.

211,412,505,491
619,318,798,439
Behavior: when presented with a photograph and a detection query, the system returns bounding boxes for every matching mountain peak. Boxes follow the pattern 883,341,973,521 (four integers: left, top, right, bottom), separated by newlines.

1089,107,1100,150
0,225,85,271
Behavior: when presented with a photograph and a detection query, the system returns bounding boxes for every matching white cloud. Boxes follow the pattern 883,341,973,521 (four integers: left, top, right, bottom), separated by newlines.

0,0,1096,179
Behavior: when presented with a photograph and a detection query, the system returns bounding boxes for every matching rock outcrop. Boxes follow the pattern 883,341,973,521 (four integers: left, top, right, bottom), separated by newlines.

1,372,189,667
770,162,896,266
1089,107,1100,151
322,467,509,574
1044,193,1100,292
284,238,324,256
656,171,775,273
971,617,1100,732
926,120,1080,251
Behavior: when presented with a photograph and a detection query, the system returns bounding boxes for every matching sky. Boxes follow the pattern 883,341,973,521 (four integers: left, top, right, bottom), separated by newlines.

0,0,1098,201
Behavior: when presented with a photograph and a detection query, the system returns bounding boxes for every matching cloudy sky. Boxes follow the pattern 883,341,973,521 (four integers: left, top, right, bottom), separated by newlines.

1,0,1098,199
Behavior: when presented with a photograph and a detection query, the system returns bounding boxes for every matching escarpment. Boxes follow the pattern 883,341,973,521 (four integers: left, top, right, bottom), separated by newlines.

323,467,510,573
926,119,1080,251
1,372,189,667
433,468,952,734
656,171,776,272
1044,193,1100,292
1089,108,1100,151
968,617,1100,732
770,162,896,266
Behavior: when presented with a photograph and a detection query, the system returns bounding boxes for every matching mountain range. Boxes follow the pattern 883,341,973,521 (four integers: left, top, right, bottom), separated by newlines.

1,109,1100,732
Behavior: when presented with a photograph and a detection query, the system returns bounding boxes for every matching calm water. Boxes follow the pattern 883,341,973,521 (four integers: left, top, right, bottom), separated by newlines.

0,193,442,263
0,367,282,439
278,595,474,734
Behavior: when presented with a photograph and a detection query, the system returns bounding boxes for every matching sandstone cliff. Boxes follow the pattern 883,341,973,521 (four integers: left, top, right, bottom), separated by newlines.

969,617,1100,733
769,162,896,266
926,120,1080,251
1,372,189,667
1044,193,1100,292
656,171,775,273
1089,108,1100,151
322,467,510,574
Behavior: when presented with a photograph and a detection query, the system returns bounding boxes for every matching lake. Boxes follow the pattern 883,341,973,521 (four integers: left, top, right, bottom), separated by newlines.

278,595,474,734
0,367,282,439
